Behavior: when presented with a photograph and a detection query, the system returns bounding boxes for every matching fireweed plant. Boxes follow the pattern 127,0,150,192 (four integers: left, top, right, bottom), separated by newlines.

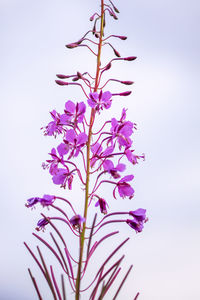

25,0,147,299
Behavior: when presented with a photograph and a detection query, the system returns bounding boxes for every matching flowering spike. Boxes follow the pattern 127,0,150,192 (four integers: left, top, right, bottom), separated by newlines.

26,0,147,298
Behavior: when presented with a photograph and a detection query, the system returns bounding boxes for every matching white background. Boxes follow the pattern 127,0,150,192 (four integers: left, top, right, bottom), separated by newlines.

1,0,200,299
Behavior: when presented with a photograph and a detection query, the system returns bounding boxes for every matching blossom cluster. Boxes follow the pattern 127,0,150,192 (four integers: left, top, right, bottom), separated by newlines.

25,1,147,298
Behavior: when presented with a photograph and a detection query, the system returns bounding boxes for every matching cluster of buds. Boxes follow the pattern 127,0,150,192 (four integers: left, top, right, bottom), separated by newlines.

25,1,147,299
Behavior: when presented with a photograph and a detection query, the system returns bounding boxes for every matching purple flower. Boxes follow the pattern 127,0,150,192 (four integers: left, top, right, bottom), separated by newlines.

125,149,145,165
116,175,134,199
36,218,49,231
25,197,40,208
95,198,108,214
91,143,103,167
69,214,85,228
52,168,73,189
110,118,133,149
40,195,55,207
57,142,70,157
126,208,147,233
60,101,86,125
126,219,144,233
64,129,88,159
44,148,63,175
103,159,126,179
42,110,63,137
129,208,146,222
90,143,114,167
26,195,55,208
87,90,112,111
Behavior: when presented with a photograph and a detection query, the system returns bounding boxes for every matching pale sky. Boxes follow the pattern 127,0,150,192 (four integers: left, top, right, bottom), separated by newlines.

1,0,200,299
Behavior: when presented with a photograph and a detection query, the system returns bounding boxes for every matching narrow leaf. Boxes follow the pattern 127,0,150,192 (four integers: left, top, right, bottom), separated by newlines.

113,265,133,300
28,268,43,300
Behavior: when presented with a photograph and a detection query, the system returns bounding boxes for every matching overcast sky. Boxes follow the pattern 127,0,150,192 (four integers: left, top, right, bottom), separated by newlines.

1,0,200,299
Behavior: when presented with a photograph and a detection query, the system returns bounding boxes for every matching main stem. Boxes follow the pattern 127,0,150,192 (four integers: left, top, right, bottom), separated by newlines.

75,1,104,299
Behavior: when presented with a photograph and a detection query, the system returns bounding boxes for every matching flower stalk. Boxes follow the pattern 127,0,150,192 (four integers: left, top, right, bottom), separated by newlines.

25,0,148,299
75,2,105,298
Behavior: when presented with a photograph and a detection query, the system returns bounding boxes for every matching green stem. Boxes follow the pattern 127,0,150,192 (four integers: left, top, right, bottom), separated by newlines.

75,1,105,299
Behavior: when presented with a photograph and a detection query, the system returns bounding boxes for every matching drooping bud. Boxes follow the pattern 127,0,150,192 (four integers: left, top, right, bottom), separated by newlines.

77,72,82,78
109,10,118,20
124,56,137,61
119,91,132,96
65,43,78,49
92,23,96,35
56,74,71,79
90,13,95,21
72,76,79,82
103,13,106,27
112,91,132,97
109,0,120,13
116,35,127,40
113,47,121,57
120,81,134,85
104,62,112,71
55,80,69,86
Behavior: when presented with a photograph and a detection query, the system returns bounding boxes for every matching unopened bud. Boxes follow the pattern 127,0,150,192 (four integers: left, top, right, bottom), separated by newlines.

124,56,137,61
118,35,127,40
77,72,82,78
56,74,70,79
113,48,121,57
55,80,69,86
92,24,96,35
120,81,134,85
109,0,120,13
90,14,95,21
65,43,78,49
104,62,112,71
119,91,132,96
76,39,83,45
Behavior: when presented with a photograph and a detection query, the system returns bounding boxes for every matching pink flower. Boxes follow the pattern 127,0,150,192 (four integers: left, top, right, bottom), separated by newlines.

69,215,85,228
126,208,147,233
95,198,108,214
116,175,134,199
103,159,126,179
64,129,88,159
52,168,73,189
110,118,133,149
42,110,63,137
87,90,112,111
60,101,86,125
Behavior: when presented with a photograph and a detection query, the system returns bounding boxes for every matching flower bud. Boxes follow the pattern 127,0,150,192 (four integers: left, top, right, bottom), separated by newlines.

104,62,112,71
119,91,132,96
77,72,82,78
65,43,78,49
56,74,70,79
120,81,134,85
113,48,121,57
124,56,137,61
55,80,69,86
117,35,127,40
